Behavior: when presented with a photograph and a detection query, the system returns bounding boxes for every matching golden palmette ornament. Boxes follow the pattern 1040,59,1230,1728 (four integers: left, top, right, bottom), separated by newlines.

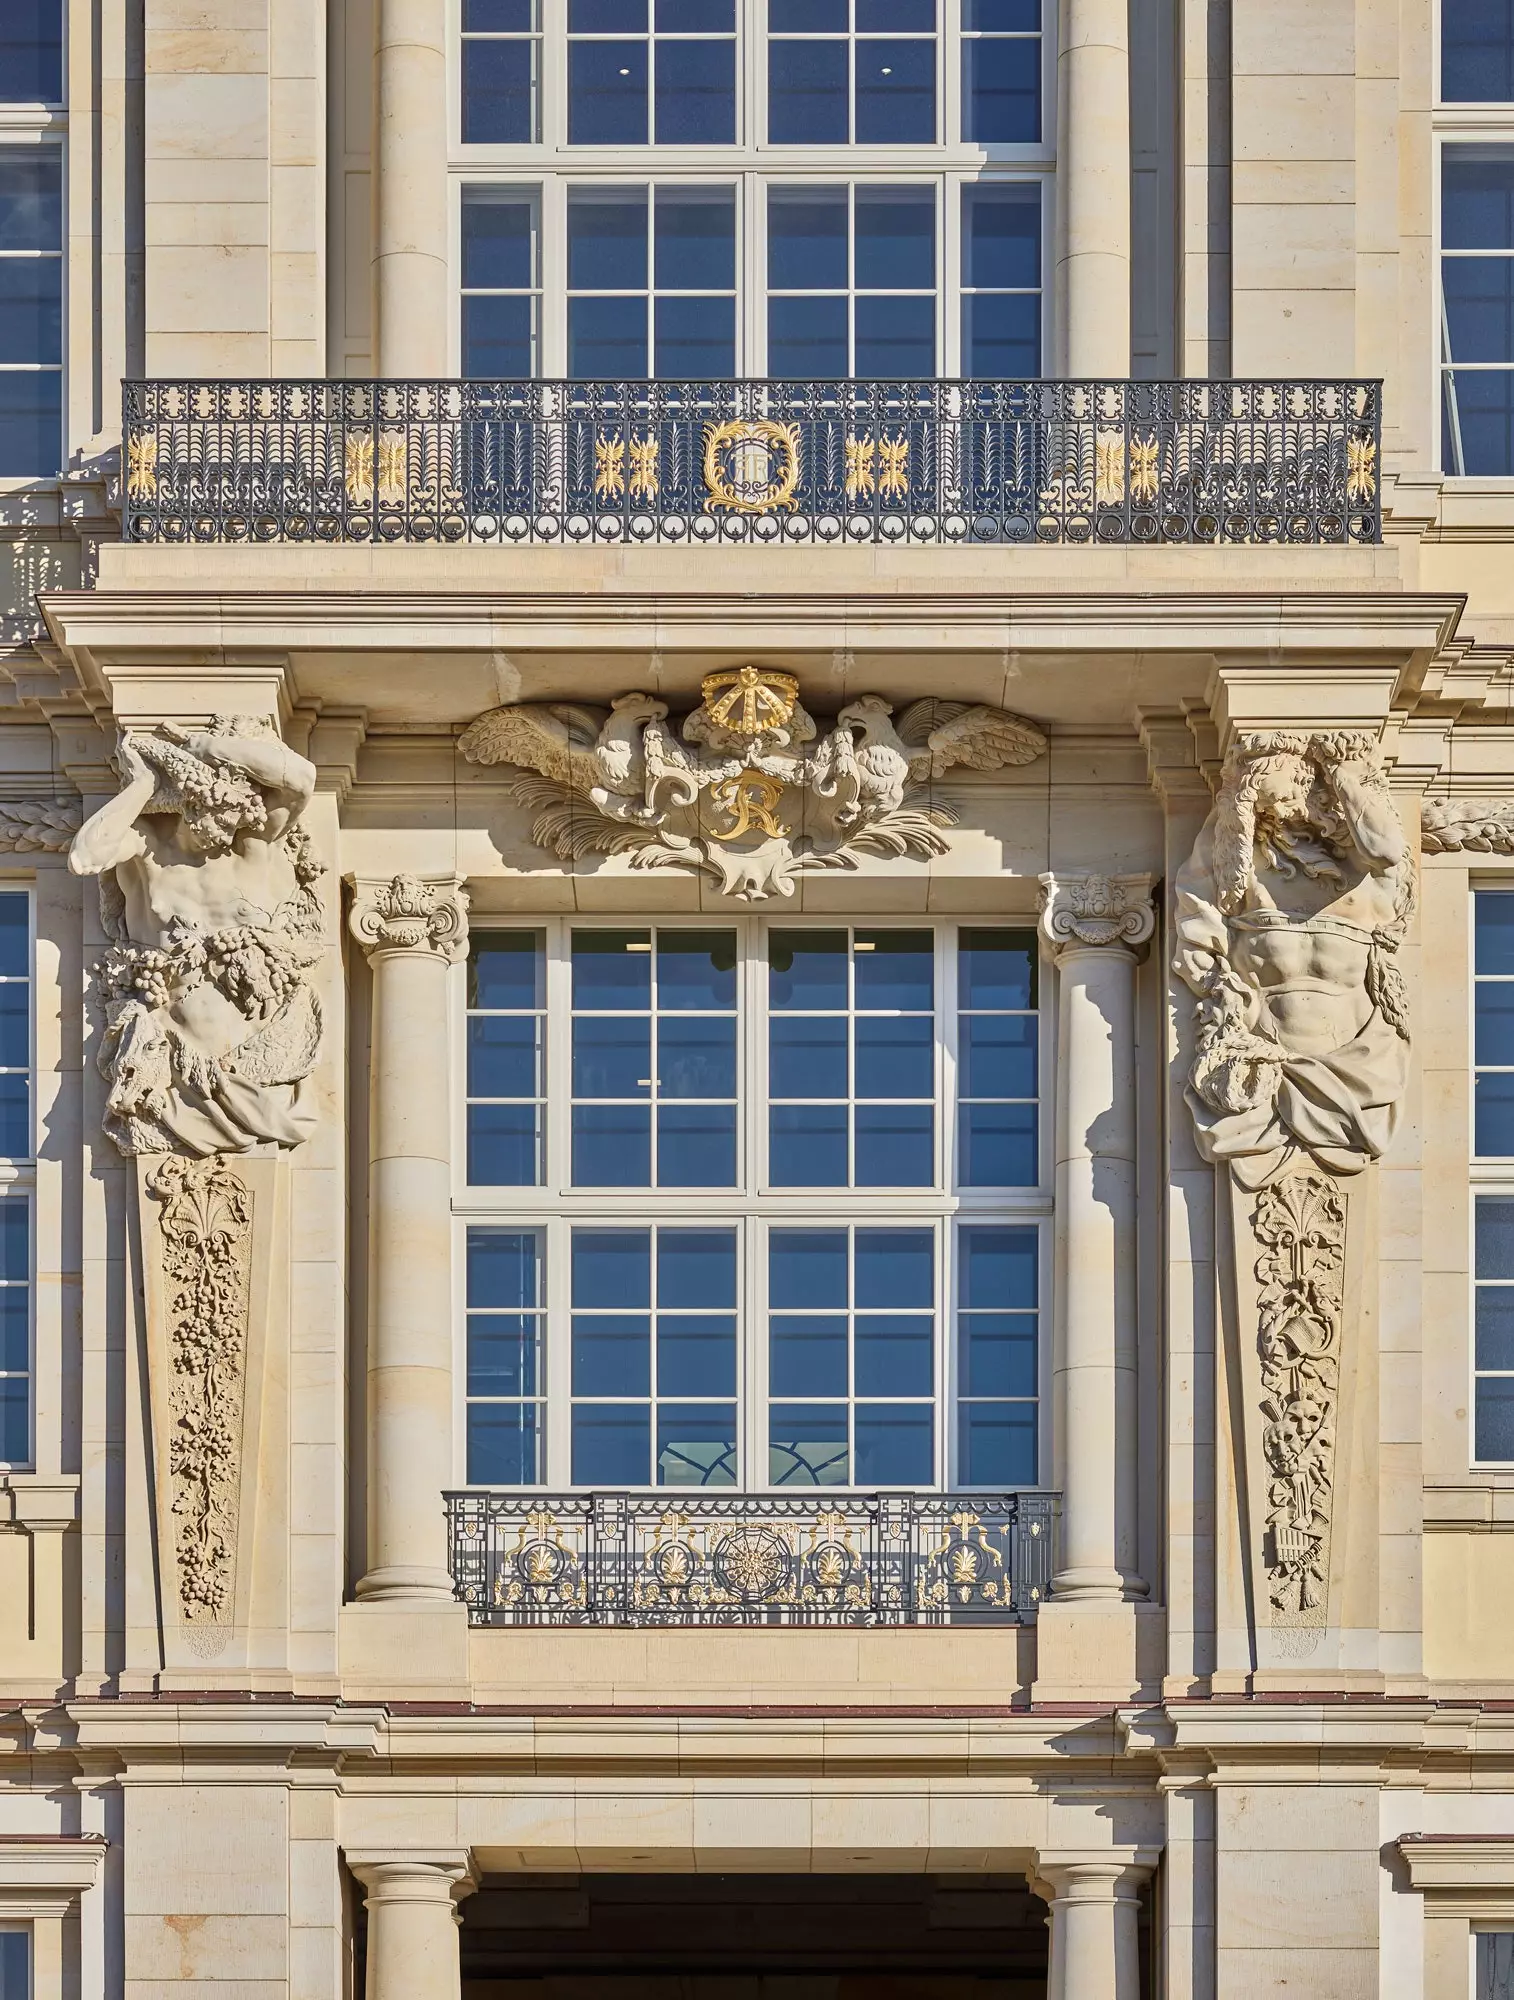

699,664,800,737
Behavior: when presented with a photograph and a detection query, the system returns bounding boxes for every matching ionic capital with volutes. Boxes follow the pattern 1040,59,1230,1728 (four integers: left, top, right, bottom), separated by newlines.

1038,871,1155,959
349,872,469,962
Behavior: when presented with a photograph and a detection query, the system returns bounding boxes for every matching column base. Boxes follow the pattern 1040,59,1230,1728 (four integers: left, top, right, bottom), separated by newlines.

1049,1563,1147,1602
355,1564,458,1604
1032,1600,1165,1704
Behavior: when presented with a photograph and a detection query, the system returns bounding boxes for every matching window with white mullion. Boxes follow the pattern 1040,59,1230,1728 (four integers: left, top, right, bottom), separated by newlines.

567,0,738,147
0,148,62,478
768,0,939,147
0,891,31,1470
1441,145,1514,474
462,0,540,144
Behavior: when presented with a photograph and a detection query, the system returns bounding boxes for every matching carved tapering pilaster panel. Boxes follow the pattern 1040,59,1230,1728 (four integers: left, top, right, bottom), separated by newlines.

348,873,469,961
1038,871,1156,956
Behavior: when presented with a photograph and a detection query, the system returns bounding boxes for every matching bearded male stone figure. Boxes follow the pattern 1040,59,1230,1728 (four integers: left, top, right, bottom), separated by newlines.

69,717,324,1157
1174,730,1415,1188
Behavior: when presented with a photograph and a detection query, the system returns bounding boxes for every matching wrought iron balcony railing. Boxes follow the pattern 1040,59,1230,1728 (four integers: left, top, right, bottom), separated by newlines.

446,1488,1055,1628
123,378,1381,548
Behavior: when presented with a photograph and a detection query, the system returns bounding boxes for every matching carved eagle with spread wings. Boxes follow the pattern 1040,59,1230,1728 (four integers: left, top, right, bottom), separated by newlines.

817,695,1047,822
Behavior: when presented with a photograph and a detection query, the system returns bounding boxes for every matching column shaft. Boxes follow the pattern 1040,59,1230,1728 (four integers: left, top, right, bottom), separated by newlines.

372,0,449,375
1037,1858,1150,2000
349,1856,474,2000
1055,0,1133,375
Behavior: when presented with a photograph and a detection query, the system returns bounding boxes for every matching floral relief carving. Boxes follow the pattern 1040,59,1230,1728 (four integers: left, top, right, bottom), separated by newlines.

1420,797,1514,853
1253,1172,1347,1642
1174,730,1415,1188
458,667,1047,902
68,717,326,1157
147,1154,254,1638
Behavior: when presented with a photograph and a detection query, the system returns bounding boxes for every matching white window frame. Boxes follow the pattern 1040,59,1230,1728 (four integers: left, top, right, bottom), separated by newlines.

0,135,65,489
0,884,34,1476
1469,882,1514,1469
452,914,1051,1495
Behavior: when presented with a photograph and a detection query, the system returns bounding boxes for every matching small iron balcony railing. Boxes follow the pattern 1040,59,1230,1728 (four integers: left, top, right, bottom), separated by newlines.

122,378,1381,548
446,1488,1055,1628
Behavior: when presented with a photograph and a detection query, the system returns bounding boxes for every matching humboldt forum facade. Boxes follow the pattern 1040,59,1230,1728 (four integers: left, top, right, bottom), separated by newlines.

8,1,1514,1995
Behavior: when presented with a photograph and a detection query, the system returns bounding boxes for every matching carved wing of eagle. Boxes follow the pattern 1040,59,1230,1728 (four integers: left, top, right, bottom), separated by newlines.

457,703,612,792
893,700,1048,781
222,984,323,1088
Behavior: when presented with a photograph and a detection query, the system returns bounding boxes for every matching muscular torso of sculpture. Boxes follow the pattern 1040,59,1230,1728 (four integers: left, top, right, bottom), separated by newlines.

69,719,325,1158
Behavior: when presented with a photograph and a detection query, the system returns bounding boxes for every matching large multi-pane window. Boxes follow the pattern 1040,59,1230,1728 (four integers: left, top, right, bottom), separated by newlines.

768,1,937,147
567,186,736,377
462,1,540,143
569,0,737,146
459,920,1044,1493
0,152,62,479
1441,148,1514,475
0,894,30,1469
461,190,541,378
767,187,936,378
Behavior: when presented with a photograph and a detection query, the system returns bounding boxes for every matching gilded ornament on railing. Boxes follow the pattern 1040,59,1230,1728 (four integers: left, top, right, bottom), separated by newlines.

344,430,408,508
126,431,157,499
1095,428,1126,506
703,417,801,513
1346,432,1377,502
594,432,661,501
845,431,910,500
1129,432,1161,503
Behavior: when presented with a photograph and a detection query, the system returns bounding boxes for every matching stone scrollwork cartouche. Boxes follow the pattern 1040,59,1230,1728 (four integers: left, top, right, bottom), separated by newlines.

458,666,1048,902
1174,730,1415,1189
68,716,325,1158
347,871,469,961
1039,871,1156,954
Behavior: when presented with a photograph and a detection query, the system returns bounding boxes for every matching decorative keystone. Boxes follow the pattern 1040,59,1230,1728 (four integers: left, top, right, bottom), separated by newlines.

1038,871,1156,954
349,873,469,961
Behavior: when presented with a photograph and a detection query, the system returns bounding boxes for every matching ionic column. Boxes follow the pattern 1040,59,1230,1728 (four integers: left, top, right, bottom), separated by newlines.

350,874,469,1602
1055,0,1132,376
372,0,449,374
1039,872,1154,1602
1033,1853,1152,2000
347,1853,476,2000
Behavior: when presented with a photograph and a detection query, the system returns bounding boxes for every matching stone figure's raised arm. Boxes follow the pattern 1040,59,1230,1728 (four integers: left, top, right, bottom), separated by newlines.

68,734,155,878
170,724,316,840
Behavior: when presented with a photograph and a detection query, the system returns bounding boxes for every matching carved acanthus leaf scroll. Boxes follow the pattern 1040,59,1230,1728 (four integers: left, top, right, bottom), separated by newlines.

1421,797,1514,853
0,801,82,852
148,1154,253,1638
459,669,1047,903
1253,1172,1346,1641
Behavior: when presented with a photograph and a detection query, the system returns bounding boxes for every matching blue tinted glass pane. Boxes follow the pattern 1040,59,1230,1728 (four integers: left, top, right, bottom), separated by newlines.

960,1226,1037,1308
0,1076,29,1159
656,929,736,1006
768,197,848,292
0,900,24,981
0,258,60,364
569,296,648,377
1478,1073,1514,1157
466,0,534,25
467,1103,541,1186
964,291,1040,377
1476,1932,1514,1999
0,1287,26,1372
961,1014,1036,1098
768,40,848,143
655,37,736,143
1478,1285,1514,1369
657,1228,736,1306
657,1316,736,1395
855,295,935,377
770,932,849,1006
855,40,937,144
569,40,649,143
857,1229,932,1307
1477,1376,1514,1462
961,1101,1037,1186
960,1401,1035,1485
770,1015,847,1098
463,295,534,378
1450,366,1514,474
658,1405,737,1485
963,35,1040,141
468,1015,539,1098
658,0,734,23
470,932,542,1009
463,39,534,141
855,1016,933,1099
0,1,62,101
854,199,935,291
771,0,846,24
0,1377,27,1464
0,1222,21,1302
462,203,536,292
1444,2,1514,100
961,928,1035,1007
856,1405,932,1484
574,1227,650,1307
572,1105,651,1183
1478,1199,1514,1278
1444,154,1514,248
770,1229,848,1309
854,930,933,1007
573,1404,650,1483
572,0,648,22
0,156,60,250
770,1103,848,1184
855,1315,933,1395
654,294,735,376
964,189,1041,288
0,1932,26,2000
574,930,652,1005
859,0,935,24
658,1103,736,1185
658,1015,735,1097
1479,981,1514,1067
574,1015,650,1097
0,986,25,1068
769,1316,848,1396
960,1313,1036,1396
573,1314,650,1394
1444,257,1514,362
468,1229,538,1309
568,195,648,290
0,368,60,477
469,1314,539,1397
1478,894,1514,975
769,295,847,375
964,0,1040,24
855,1104,933,1185
467,1402,538,1486
770,1404,849,1485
